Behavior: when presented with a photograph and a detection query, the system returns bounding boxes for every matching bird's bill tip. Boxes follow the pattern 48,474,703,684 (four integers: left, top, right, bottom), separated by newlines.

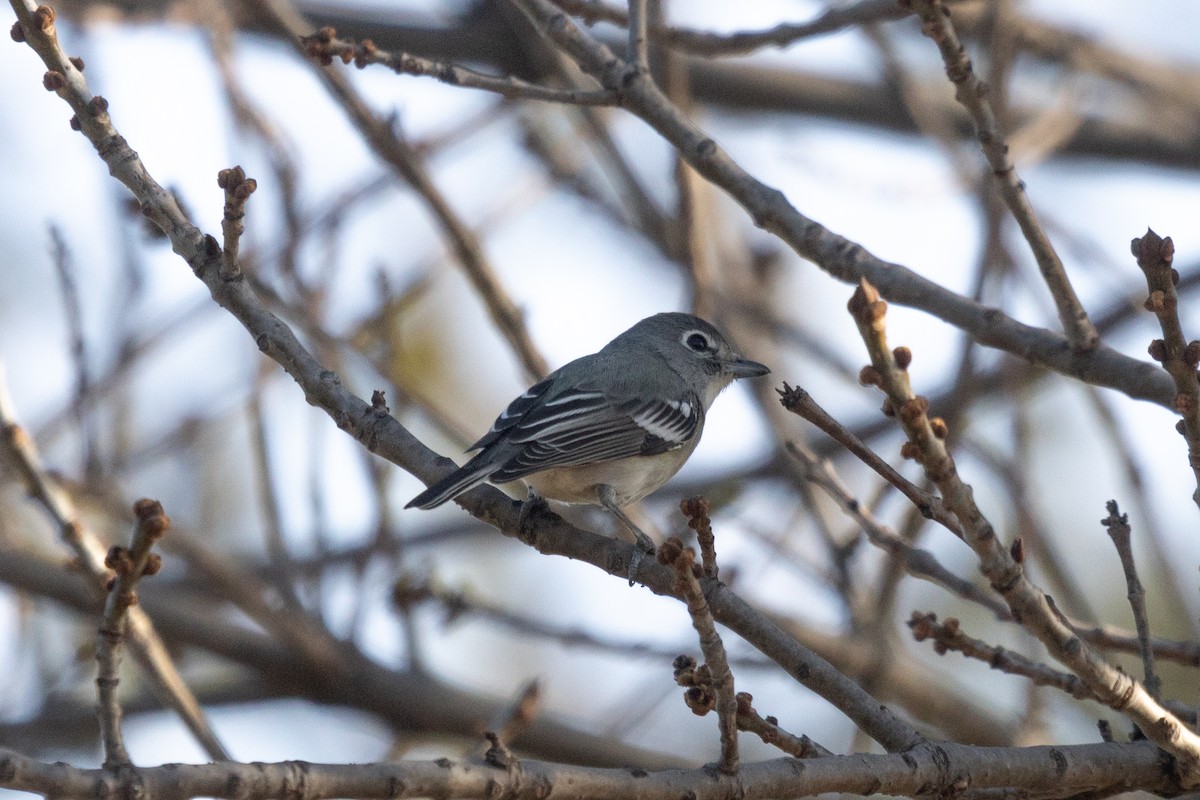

728,357,771,378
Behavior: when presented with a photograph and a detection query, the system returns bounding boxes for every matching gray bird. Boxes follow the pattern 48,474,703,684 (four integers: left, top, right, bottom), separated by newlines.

406,312,770,579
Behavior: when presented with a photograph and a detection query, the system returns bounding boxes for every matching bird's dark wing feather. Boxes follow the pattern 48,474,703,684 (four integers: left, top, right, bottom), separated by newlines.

488,392,702,483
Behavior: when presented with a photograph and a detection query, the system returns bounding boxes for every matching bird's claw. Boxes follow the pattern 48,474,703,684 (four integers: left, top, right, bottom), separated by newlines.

627,531,656,585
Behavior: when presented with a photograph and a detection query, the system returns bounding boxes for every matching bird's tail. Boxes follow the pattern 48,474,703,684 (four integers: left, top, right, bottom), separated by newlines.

405,455,497,509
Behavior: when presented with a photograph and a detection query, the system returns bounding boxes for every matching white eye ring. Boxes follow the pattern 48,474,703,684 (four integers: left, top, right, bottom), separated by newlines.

683,331,711,352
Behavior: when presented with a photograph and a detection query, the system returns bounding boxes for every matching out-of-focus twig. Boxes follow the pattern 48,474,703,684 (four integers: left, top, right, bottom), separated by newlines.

302,27,619,106
1101,501,1159,700
782,439,1008,619
661,539,738,774
95,499,171,768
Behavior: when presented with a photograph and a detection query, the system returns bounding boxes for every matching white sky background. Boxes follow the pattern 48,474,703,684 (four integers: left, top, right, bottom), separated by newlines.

2,0,1200,775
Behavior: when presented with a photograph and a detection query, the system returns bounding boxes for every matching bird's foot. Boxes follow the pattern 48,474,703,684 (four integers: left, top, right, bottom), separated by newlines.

626,530,656,586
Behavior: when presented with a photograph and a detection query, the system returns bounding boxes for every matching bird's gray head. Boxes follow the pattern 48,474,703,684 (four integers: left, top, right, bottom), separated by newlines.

606,313,770,406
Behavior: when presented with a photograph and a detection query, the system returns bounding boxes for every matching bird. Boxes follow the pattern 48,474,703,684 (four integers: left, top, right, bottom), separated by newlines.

405,312,770,580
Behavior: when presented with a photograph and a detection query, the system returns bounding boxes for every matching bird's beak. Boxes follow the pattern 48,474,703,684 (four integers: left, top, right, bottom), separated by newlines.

728,357,771,379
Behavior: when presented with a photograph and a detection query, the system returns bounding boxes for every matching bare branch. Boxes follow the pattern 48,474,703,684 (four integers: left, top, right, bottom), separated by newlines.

302,27,619,106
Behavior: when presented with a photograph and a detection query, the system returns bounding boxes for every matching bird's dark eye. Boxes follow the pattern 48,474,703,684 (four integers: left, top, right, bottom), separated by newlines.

685,332,711,352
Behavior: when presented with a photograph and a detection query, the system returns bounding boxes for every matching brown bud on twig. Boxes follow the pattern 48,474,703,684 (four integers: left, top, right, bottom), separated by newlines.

134,498,163,520
1148,339,1167,362
1132,229,1176,282
893,346,912,370
900,441,920,460
233,178,257,202
10,21,25,41
68,55,84,71
679,496,710,523
33,5,55,32
1010,537,1024,563
929,417,948,439
1160,236,1175,263
657,536,684,566
217,166,244,189
684,685,716,716
907,611,936,640
1185,342,1200,368
846,281,873,315
858,365,883,388
673,655,697,686
42,70,65,91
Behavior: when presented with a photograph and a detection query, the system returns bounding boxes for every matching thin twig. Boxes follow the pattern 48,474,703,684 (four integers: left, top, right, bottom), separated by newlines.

910,612,1095,702
1133,229,1200,511
553,0,922,57
96,499,171,768
247,362,304,612
626,0,649,72
488,679,542,749
1075,624,1200,667
777,383,960,537
660,539,738,774
217,166,255,280
301,28,619,107
679,497,717,579
735,692,833,759
1101,501,1160,700
910,612,1197,726
907,0,1098,352
47,224,99,479
783,440,1009,619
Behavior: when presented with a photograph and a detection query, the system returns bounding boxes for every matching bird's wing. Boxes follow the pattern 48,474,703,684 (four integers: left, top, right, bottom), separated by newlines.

487,389,702,483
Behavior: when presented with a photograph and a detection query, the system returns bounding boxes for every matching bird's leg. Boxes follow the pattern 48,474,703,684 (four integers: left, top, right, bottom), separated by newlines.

597,485,654,585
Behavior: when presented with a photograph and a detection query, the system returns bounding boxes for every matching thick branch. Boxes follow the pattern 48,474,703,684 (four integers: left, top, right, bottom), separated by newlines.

0,741,1181,798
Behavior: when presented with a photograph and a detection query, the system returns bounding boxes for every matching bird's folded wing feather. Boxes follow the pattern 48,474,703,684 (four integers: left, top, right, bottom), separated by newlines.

478,385,702,484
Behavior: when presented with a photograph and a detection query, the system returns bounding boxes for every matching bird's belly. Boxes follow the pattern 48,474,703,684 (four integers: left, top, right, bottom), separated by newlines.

524,449,692,506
